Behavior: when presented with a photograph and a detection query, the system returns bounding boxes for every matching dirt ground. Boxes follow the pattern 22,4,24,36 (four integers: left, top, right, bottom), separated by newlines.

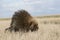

0,17,60,40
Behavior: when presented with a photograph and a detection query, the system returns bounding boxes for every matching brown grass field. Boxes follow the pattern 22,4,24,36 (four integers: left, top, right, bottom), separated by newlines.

0,16,60,40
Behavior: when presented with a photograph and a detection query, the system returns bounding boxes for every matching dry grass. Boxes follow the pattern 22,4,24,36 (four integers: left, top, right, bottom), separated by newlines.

0,17,60,40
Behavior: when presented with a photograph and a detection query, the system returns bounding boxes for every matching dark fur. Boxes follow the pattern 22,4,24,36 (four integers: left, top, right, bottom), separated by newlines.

5,10,39,32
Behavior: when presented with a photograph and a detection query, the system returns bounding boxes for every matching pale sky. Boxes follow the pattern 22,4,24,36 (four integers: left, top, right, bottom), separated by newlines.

0,0,60,18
